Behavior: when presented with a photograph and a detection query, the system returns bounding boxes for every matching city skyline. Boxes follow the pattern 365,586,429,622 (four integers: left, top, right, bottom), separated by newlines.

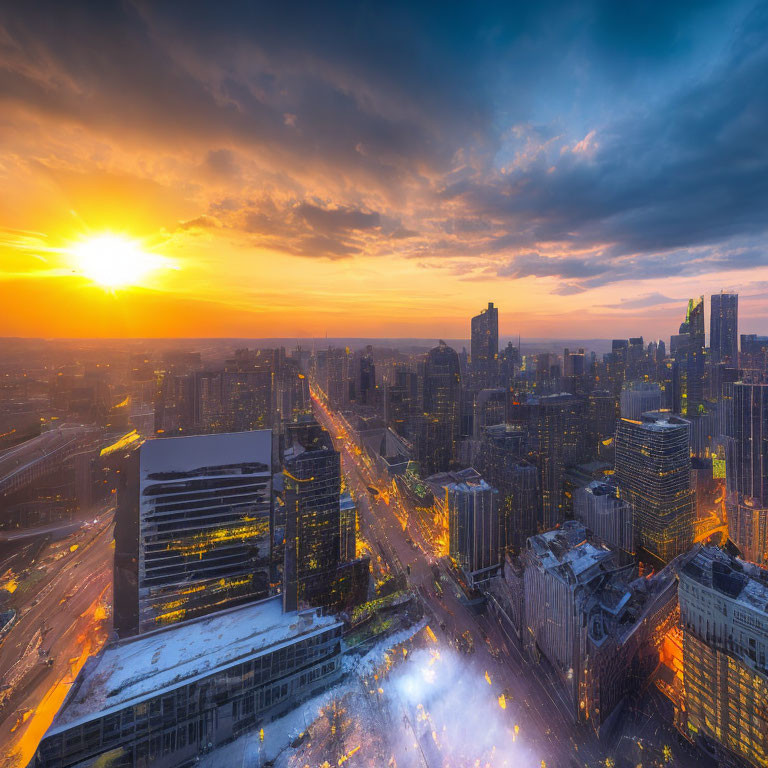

2,2,768,338
3,3,768,767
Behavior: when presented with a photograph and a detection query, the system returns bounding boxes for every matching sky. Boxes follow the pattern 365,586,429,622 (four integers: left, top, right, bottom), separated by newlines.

1,0,768,340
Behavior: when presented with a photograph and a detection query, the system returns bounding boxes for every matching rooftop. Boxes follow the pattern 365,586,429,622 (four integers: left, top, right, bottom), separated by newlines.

619,411,690,432
528,521,614,583
47,596,341,736
682,546,768,615
140,429,272,475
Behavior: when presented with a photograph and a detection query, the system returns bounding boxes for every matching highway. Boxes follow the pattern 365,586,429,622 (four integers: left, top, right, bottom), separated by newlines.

312,395,607,767
0,511,114,768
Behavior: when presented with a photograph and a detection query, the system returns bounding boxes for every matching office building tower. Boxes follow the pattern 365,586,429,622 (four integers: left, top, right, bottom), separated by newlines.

620,381,662,420
606,339,629,394
353,346,376,406
521,522,677,731
675,297,706,416
528,393,588,530
615,412,695,563
573,480,633,553
731,382,768,563
710,292,738,365
741,334,768,380
563,347,587,394
282,420,341,611
118,431,274,636
477,424,538,553
471,301,499,366
325,347,349,407
447,476,500,584
418,342,461,475
35,598,343,768
472,388,507,439
470,302,499,389
587,389,618,447
679,547,768,768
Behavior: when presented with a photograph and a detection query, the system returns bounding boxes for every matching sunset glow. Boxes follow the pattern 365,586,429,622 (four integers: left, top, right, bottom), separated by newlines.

69,235,173,289
0,2,766,338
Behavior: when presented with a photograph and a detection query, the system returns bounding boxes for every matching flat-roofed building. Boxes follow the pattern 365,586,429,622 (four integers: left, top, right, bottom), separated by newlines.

615,411,695,564
34,597,343,768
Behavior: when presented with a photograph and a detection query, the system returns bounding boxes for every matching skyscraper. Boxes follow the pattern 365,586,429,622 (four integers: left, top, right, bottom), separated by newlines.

675,297,706,416
679,547,768,768
615,412,695,563
134,430,273,634
710,292,738,365
282,419,342,611
620,381,662,421
527,393,587,531
471,301,499,366
731,382,768,563
574,480,634,553
418,341,461,475
470,302,499,388
447,476,500,584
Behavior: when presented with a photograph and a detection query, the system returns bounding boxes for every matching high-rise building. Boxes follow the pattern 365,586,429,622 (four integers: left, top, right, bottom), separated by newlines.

710,292,738,365
418,342,461,475
470,302,499,388
679,546,768,768
471,302,499,367
471,388,507,439
741,334,768,380
573,480,633,553
731,382,768,563
477,424,538,553
620,381,662,421
447,476,500,584
353,346,376,406
675,297,706,416
526,393,588,531
520,522,677,731
325,347,349,407
615,412,695,563
282,419,341,611
132,431,273,635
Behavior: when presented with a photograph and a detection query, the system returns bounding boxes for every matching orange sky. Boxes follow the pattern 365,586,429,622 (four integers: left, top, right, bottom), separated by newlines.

1,3,767,340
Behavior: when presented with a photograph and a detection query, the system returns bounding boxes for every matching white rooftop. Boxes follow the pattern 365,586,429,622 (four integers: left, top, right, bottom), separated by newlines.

47,596,340,735
140,429,272,475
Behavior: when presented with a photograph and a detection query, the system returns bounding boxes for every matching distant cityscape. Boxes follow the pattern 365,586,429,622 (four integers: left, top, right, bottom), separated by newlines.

0,293,765,767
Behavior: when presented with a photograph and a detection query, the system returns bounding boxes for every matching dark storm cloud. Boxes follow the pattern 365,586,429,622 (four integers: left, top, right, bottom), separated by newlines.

0,0,765,278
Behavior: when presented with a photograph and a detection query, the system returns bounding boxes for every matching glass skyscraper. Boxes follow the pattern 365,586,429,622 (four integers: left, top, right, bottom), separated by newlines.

615,412,695,564
710,292,738,365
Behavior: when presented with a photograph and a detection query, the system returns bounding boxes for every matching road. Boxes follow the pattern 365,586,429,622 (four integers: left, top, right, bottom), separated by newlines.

313,395,607,768
0,511,114,768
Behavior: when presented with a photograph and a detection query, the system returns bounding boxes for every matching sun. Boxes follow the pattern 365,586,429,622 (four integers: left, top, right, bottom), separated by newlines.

70,234,173,288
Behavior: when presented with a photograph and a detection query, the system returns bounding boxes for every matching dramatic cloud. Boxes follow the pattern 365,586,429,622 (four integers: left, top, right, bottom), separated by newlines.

0,0,766,337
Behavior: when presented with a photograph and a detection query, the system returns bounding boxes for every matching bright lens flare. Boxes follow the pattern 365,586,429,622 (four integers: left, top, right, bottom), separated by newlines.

71,234,173,288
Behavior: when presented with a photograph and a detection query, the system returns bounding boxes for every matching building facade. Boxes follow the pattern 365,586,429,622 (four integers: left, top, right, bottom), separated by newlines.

35,598,343,768
731,383,768,563
282,419,342,611
615,412,695,564
135,431,273,634
679,547,768,768
710,292,738,366
447,476,500,583
574,480,634,554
